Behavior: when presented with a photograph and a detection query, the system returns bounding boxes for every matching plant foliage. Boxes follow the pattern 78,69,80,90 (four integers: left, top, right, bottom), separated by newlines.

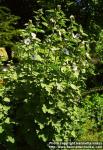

0,6,19,47
0,7,102,150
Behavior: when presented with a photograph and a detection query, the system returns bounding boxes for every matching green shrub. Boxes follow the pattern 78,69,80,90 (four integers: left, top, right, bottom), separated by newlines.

0,6,19,47
0,8,92,149
79,94,103,142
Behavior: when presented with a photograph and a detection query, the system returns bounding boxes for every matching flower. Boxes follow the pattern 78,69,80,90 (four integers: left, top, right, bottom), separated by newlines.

2,67,8,72
24,38,31,45
70,15,74,20
72,33,81,38
63,48,69,55
31,33,36,39
31,55,36,60
76,0,81,4
72,63,78,71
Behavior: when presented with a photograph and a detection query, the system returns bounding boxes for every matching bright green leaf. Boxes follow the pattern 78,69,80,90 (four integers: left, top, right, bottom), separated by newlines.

6,136,15,143
0,126,4,133
4,97,10,102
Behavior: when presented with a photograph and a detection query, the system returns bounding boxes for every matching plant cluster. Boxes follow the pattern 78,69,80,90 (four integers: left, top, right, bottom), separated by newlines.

0,8,94,149
0,6,103,150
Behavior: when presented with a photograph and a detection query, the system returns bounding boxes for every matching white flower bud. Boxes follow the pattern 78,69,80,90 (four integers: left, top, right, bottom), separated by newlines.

70,15,74,20
73,63,78,71
31,33,36,39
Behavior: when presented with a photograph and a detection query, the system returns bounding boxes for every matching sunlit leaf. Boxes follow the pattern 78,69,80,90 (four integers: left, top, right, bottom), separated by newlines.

4,97,10,102
0,126,4,133
42,22,48,27
70,84,77,90
71,130,76,137
5,117,10,124
6,136,15,143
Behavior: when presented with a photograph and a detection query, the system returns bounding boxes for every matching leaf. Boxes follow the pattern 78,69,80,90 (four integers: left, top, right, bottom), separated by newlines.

67,2,74,6
33,54,43,62
71,130,76,137
0,126,4,133
46,10,54,13
57,101,66,112
74,71,79,78
38,134,47,142
0,104,3,109
70,84,77,90
42,104,47,114
4,97,10,102
3,106,10,111
47,109,55,114
5,117,10,124
86,52,91,59
41,83,52,94
0,113,4,119
39,123,44,129
42,104,54,114
33,71,39,76
6,136,15,143
36,28,45,33
42,22,48,27
56,83,64,92
61,66,67,73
